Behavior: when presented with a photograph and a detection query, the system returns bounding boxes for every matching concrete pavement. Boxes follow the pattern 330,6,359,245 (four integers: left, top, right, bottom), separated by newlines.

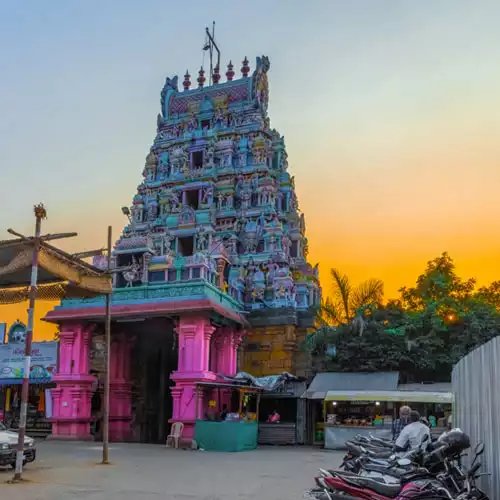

1,440,344,500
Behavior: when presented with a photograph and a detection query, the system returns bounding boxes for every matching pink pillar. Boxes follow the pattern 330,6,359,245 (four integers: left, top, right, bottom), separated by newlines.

214,327,245,377
215,334,226,375
231,330,245,375
170,315,216,439
109,333,133,442
50,323,95,440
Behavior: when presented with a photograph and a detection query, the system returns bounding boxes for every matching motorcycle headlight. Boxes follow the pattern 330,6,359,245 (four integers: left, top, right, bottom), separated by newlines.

1,443,10,450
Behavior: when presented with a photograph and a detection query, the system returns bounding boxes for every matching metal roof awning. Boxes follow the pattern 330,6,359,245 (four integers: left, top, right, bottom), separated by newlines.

324,390,454,404
302,372,399,400
196,381,263,392
0,238,112,303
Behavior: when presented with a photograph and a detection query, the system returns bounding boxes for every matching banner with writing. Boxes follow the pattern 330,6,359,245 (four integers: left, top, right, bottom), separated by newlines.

0,342,57,380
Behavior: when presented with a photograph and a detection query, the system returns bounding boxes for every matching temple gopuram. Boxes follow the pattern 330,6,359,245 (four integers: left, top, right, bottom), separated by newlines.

45,47,320,442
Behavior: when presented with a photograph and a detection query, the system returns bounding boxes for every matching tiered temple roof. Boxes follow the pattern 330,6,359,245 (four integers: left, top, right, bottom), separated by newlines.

112,55,320,316
49,55,320,325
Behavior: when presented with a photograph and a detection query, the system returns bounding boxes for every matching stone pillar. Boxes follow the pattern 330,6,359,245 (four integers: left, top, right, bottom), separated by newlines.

50,323,95,440
170,316,216,439
109,333,133,442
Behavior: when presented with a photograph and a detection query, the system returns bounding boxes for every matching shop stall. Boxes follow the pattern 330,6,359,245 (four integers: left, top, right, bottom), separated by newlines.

257,379,307,446
322,389,453,450
0,341,58,438
302,372,400,446
193,381,262,452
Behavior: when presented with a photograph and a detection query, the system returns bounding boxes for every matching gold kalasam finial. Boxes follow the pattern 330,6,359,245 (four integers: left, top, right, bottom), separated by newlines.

34,203,47,220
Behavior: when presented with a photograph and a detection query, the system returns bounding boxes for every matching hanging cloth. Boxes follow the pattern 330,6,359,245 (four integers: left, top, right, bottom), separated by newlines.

12,389,18,408
5,388,11,412
45,389,53,419
38,390,45,412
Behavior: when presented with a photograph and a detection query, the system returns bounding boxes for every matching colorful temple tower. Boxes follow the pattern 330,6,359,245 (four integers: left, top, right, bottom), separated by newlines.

46,49,320,442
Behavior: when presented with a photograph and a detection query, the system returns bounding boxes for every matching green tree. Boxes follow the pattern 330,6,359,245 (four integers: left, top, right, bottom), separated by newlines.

475,281,500,309
310,253,500,382
318,268,384,326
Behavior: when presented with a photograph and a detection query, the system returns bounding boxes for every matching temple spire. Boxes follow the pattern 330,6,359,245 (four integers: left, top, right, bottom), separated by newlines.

183,70,191,91
197,67,206,88
226,60,235,81
241,56,250,77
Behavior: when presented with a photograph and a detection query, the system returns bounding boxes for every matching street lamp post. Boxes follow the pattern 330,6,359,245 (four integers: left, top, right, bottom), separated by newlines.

13,204,46,481
102,225,112,464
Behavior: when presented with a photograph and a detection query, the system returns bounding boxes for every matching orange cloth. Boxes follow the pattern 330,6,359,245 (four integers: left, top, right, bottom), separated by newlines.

38,390,45,412
5,388,11,411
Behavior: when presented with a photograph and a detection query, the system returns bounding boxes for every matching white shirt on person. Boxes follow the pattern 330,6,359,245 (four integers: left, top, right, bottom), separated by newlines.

395,421,431,450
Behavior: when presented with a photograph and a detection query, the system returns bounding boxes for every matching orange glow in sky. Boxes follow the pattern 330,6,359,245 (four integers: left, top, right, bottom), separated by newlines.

1,1,500,340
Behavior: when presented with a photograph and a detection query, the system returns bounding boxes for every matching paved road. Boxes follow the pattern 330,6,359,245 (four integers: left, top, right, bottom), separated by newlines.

1,441,344,500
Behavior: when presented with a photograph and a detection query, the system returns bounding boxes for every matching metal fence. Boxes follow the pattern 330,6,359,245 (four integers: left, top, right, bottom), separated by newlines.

452,335,500,498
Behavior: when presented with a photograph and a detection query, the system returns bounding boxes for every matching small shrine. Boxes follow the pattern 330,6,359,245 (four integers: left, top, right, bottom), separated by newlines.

46,31,320,443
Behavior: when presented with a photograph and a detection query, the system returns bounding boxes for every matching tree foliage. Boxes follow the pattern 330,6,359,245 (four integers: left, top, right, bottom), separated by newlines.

309,253,500,382
317,268,383,326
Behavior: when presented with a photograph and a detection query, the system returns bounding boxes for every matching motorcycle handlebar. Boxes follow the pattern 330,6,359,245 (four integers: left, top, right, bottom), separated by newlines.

468,461,481,478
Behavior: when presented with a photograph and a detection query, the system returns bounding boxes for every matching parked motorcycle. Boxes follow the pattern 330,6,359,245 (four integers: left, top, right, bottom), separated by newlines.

304,431,490,500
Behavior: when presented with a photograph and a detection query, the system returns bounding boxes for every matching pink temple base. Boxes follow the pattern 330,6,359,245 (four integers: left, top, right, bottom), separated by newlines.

50,316,245,442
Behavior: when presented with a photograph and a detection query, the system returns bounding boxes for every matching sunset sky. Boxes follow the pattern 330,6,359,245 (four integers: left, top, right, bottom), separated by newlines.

1,1,500,339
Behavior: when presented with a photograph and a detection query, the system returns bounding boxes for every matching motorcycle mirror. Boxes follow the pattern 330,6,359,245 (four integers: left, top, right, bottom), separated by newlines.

474,441,485,456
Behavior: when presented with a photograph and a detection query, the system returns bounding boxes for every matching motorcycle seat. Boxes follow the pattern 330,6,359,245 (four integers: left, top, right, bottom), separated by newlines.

329,469,358,477
362,463,413,477
361,457,393,466
338,475,402,498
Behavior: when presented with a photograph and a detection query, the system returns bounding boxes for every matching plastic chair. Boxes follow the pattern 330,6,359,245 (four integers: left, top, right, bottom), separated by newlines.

166,422,184,449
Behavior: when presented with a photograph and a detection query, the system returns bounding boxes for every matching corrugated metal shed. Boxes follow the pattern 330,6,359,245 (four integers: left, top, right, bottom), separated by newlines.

453,336,500,499
302,372,399,399
398,382,451,393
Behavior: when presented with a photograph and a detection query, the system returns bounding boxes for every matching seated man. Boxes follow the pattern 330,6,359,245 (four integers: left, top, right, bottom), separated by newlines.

395,410,431,452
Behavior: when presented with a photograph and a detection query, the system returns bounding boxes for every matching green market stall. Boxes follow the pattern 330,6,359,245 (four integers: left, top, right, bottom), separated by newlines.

194,382,262,452
323,390,454,450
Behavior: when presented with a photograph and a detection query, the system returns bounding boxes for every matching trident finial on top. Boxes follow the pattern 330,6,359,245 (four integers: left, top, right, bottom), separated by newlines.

203,22,220,86
34,204,47,220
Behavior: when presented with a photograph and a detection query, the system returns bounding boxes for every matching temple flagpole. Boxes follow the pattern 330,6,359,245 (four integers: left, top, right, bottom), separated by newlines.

102,225,112,464
13,204,46,482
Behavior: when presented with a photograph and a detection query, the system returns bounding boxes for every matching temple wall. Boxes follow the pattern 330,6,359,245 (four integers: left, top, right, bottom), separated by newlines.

241,324,313,378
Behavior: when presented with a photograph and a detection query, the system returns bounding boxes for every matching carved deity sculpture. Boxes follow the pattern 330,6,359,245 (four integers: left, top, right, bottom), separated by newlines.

122,256,142,287
213,108,225,128
201,185,214,205
279,151,288,171
187,114,197,132
196,227,209,252
158,151,170,179
266,257,278,285
147,202,158,221
241,189,252,209
205,141,215,169
143,151,158,181
170,146,188,175
162,232,175,255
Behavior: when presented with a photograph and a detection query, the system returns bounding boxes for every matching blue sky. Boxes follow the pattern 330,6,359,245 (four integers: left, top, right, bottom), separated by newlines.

1,0,500,297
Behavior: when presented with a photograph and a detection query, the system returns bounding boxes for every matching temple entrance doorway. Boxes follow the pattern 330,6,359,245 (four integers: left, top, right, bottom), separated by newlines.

127,317,177,444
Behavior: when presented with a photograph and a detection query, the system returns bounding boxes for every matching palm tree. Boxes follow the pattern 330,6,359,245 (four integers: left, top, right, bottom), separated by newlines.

317,268,384,327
